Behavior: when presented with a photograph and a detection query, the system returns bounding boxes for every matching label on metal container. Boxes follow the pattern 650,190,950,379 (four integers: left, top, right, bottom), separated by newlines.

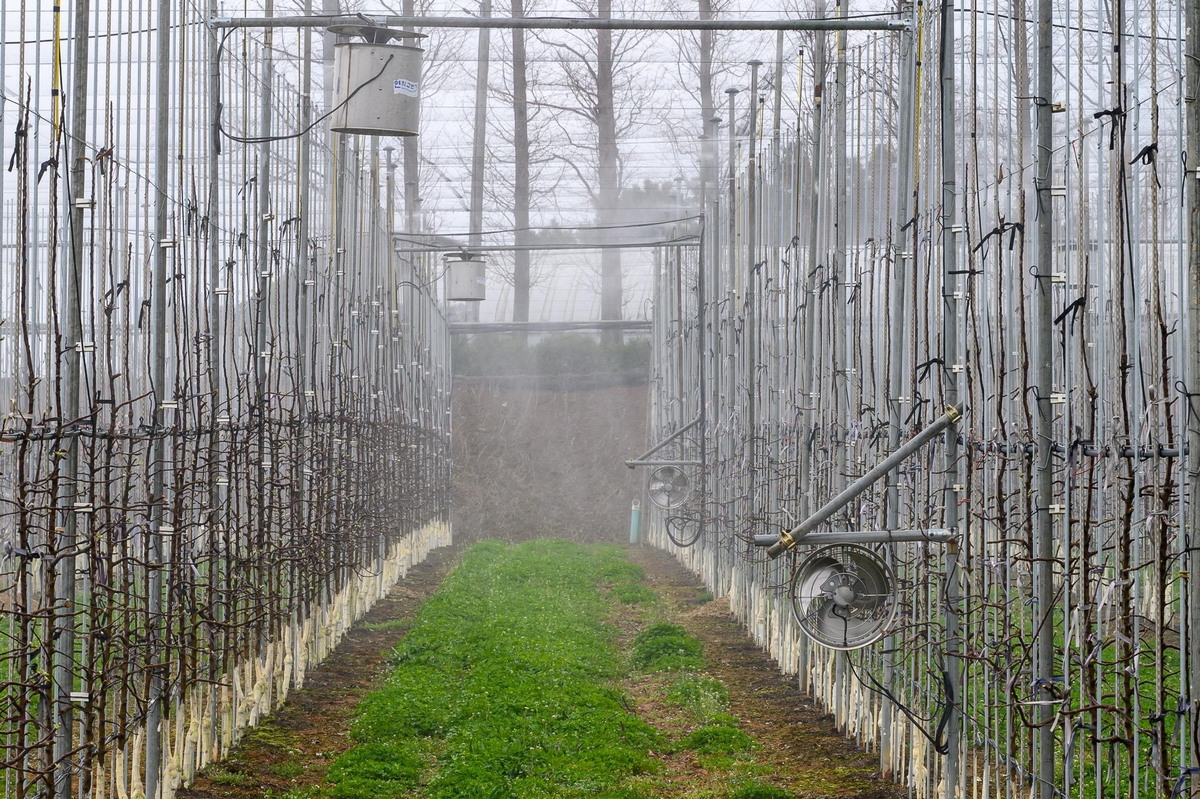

393,78,419,97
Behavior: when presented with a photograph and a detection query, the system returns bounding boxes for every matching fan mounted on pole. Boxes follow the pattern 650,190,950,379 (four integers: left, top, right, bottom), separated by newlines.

646,465,691,509
790,544,897,650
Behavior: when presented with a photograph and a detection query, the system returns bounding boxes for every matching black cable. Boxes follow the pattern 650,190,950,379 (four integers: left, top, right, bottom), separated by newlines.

665,514,703,548
215,30,396,146
846,654,954,756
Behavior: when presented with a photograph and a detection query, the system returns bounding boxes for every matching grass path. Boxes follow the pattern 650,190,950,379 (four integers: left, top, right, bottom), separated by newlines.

328,539,660,798
182,540,902,799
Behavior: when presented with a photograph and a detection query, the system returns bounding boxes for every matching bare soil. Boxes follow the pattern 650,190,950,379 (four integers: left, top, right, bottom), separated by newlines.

627,546,906,799
177,546,459,798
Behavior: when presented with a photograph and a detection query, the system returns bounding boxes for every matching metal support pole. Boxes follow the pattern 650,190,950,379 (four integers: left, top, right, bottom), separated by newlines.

698,219,707,544
880,3,917,773
756,528,954,546
939,0,963,790
798,10,826,522
205,0,226,733
53,1,90,795
772,31,784,144
1033,0,1056,791
207,5,223,450
145,0,172,793
747,59,760,499
256,2,273,405
468,0,491,324
1188,0,1200,780
297,0,313,409
402,0,420,253
832,0,848,494
725,88,738,301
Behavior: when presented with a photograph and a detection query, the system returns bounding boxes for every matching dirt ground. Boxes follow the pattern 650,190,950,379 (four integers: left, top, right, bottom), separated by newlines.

178,543,902,798
177,546,460,799
627,546,905,799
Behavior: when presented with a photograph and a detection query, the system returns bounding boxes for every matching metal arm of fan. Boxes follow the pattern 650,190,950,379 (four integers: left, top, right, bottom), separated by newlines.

625,416,702,468
754,529,954,547
766,404,965,558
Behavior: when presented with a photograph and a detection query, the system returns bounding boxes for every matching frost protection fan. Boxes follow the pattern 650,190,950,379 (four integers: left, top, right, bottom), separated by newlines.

790,544,897,650
647,465,691,509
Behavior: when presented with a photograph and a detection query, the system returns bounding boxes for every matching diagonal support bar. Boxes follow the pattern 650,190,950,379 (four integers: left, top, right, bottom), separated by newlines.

767,404,964,558
625,416,701,468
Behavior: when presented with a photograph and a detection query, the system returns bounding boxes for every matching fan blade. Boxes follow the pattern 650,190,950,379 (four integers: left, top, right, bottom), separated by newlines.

795,556,842,603
647,466,691,508
845,548,893,613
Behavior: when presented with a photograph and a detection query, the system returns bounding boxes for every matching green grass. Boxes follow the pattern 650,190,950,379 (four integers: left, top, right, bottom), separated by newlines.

632,623,704,672
611,583,657,605
678,725,756,756
328,540,663,798
728,780,792,799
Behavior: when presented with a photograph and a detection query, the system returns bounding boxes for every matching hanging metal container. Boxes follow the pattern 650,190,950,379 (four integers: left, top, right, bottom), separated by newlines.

329,26,423,137
445,254,487,302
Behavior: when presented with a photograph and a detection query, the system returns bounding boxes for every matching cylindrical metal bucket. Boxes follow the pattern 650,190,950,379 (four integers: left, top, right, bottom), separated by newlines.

330,41,422,137
445,255,487,302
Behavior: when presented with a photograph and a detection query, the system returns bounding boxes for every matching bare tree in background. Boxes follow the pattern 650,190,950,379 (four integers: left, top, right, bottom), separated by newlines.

663,0,742,179
483,0,567,317
534,0,658,330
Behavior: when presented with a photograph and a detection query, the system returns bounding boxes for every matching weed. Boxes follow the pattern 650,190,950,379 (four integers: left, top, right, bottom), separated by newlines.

729,780,792,799
265,788,328,799
208,767,251,786
695,590,714,604
327,741,429,798
632,623,704,672
665,673,729,721
679,724,756,755
272,759,305,778
611,583,657,604
241,724,299,752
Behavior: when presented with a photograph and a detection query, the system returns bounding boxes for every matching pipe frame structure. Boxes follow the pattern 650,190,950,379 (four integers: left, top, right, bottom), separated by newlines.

210,14,909,32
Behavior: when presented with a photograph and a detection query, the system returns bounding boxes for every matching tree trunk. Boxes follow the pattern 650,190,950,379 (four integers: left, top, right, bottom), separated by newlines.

698,0,714,176
596,0,622,336
512,0,532,325
468,0,491,323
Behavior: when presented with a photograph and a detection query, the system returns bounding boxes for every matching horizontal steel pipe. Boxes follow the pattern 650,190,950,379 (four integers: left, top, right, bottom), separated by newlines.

211,14,909,32
452,320,652,335
755,529,953,547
